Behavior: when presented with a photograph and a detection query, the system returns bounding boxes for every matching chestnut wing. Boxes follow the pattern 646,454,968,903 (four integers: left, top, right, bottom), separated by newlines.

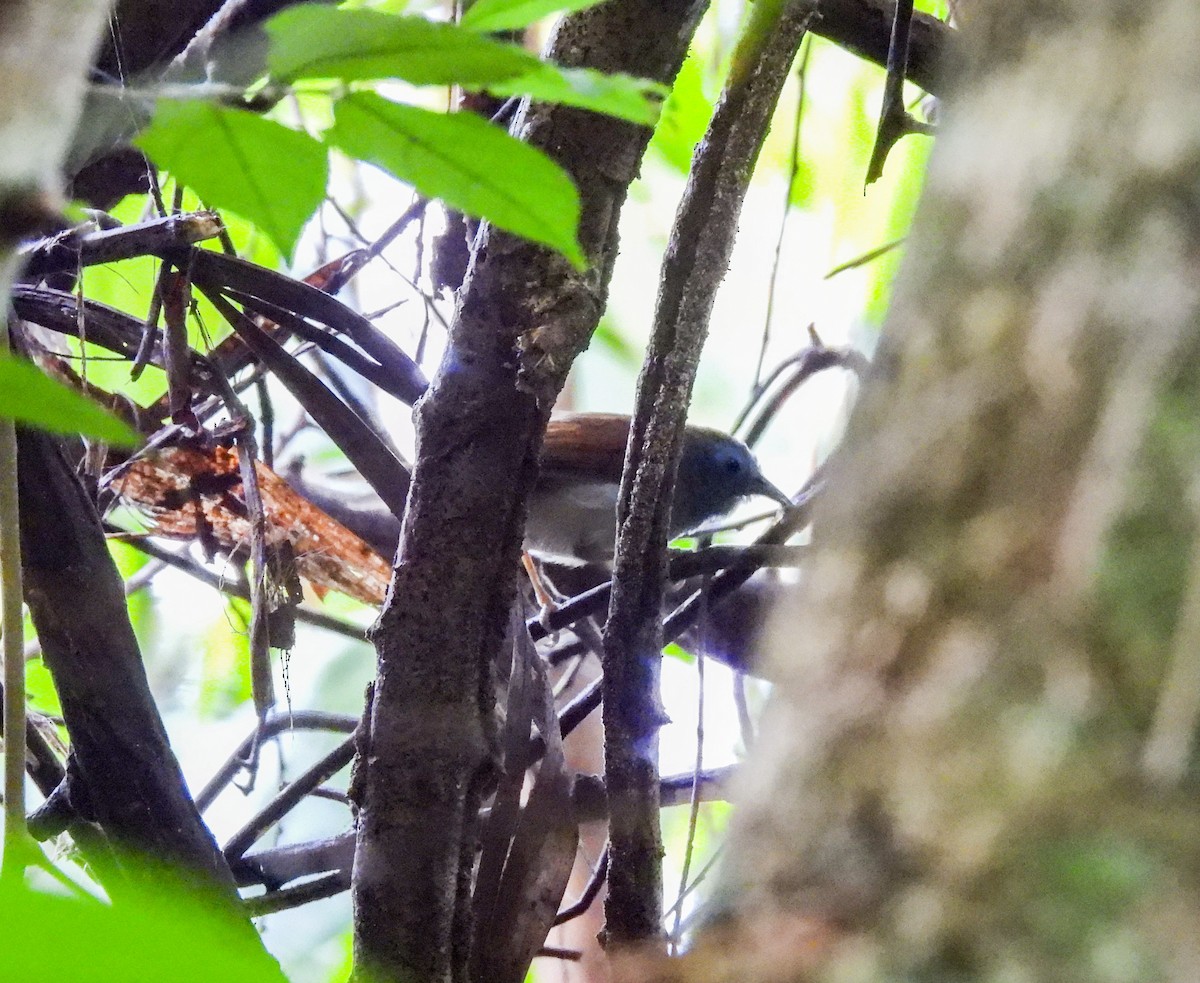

540,413,631,484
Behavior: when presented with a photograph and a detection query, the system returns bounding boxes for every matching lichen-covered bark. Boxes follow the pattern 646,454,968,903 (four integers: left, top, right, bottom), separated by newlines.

350,4,708,981
685,2,1200,981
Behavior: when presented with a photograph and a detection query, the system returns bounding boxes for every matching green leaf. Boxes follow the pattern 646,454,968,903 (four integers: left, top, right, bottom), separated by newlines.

265,7,662,124
136,100,328,259
489,65,667,125
0,879,286,983
663,642,695,664
0,354,140,446
461,0,607,31
266,7,541,84
326,93,585,268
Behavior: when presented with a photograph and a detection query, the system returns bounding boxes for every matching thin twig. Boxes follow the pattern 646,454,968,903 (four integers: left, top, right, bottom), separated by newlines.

865,0,937,186
130,257,168,380
0,324,28,879
242,870,349,917
223,735,356,862
739,342,868,448
532,544,807,643
823,236,906,279
203,357,276,740
328,196,452,347
257,378,275,470
536,946,583,962
364,198,428,263
196,709,357,813
112,534,370,646
670,622,706,952
754,37,812,389
553,844,610,926
662,841,726,927
550,480,821,750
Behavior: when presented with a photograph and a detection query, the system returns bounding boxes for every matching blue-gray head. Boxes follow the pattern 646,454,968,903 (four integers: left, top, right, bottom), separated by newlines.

671,427,791,537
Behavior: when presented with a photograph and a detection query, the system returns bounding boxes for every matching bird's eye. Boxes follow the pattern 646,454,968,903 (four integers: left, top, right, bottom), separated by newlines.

724,458,742,475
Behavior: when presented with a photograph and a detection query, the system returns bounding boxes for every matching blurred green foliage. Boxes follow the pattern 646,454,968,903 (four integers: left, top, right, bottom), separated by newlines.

0,876,287,982
199,599,255,718
0,354,140,444
1093,339,1200,724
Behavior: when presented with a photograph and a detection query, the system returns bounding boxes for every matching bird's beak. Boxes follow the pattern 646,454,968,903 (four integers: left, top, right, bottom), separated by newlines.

754,474,792,509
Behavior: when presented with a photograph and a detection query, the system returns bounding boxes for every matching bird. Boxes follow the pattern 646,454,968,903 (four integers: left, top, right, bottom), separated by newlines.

525,412,791,566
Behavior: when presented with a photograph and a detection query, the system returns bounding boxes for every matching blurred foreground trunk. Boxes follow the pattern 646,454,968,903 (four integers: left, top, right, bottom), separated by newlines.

656,2,1200,981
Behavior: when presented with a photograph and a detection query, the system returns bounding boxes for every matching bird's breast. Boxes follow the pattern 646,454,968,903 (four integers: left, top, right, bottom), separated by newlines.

525,477,620,566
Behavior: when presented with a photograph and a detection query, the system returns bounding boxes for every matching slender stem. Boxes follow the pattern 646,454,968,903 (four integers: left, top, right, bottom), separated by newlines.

0,270,28,879
602,0,815,945
670,641,705,950
754,37,812,390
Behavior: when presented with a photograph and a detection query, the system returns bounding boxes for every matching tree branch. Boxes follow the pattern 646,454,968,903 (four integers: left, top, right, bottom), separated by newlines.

16,429,248,911
601,0,814,948
350,3,709,980
811,0,952,96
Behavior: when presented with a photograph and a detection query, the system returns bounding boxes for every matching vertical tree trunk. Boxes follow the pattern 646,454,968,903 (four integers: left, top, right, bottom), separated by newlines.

676,2,1200,981
350,4,708,980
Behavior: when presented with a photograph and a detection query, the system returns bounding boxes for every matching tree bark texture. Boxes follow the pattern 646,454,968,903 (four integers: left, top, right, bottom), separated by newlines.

681,1,1200,981
601,0,815,948
350,4,708,981
0,0,129,883
17,430,245,899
